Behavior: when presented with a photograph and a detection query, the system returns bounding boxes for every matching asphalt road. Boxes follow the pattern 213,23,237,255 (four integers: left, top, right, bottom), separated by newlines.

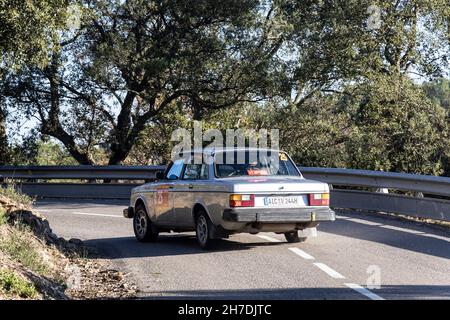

34,199,450,300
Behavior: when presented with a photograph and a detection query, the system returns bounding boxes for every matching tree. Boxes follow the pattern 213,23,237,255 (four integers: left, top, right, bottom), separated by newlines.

3,0,284,165
276,0,450,107
423,78,450,110
346,74,449,175
0,0,69,165
125,101,190,165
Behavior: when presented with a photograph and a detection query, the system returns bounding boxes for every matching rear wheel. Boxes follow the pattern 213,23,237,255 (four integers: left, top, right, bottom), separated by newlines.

133,204,159,242
195,210,215,249
284,231,307,243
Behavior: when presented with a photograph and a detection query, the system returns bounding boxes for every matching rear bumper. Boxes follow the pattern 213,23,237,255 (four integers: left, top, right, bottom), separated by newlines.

123,206,134,219
222,207,335,223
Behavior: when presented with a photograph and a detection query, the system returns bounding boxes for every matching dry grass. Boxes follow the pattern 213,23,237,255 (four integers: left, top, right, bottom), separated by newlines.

0,226,49,276
0,185,33,207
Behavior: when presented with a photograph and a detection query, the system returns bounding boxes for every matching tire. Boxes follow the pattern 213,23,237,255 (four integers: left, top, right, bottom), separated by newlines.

133,204,159,242
284,231,307,243
195,210,215,249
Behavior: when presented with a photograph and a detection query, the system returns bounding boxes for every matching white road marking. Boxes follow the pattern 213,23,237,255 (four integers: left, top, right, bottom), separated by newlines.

346,218,383,226
336,215,351,219
421,233,450,243
71,212,122,218
313,263,345,279
257,234,282,243
338,214,449,242
381,225,450,243
380,225,424,234
288,247,315,260
344,283,385,300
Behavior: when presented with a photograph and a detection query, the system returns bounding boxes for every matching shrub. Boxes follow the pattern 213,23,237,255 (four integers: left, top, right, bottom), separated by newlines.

0,185,32,207
0,229,48,275
0,269,37,299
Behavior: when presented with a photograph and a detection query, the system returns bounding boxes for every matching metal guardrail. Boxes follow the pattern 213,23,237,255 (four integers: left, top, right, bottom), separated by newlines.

300,167,450,197
1,165,449,222
0,165,166,180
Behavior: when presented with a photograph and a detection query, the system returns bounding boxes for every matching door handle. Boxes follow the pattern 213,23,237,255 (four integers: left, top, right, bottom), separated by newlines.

188,184,194,189
168,185,174,189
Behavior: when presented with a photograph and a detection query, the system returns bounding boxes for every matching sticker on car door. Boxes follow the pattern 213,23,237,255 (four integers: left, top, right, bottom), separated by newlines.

156,189,169,207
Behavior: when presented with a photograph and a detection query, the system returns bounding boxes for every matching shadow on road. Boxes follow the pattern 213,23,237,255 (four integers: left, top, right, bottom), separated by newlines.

84,234,286,259
135,284,450,300
321,212,450,260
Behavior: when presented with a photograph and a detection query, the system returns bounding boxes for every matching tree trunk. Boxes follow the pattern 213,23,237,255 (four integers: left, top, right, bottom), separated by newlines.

41,53,94,166
108,91,137,165
0,108,10,165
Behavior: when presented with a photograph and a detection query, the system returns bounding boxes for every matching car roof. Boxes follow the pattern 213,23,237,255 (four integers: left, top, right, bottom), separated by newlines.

179,147,287,156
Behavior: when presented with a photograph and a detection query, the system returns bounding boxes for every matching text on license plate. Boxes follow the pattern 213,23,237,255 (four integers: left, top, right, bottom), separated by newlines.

257,195,308,207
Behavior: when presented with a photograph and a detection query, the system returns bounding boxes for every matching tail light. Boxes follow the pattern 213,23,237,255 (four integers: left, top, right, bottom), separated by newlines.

230,194,255,207
309,193,330,206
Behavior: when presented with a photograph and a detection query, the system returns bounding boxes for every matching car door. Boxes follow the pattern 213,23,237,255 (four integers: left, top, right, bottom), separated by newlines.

172,156,196,228
154,159,184,225
174,162,210,227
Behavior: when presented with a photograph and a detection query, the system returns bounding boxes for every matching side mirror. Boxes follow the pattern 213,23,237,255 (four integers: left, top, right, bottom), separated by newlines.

155,171,165,180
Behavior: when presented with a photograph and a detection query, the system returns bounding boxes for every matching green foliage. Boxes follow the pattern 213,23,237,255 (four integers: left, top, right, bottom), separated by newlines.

0,269,37,299
1,0,449,176
4,0,278,165
35,140,78,166
126,102,191,165
423,79,450,110
271,101,352,168
0,0,68,72
0,185,32,207
8,133,40,165
0,227,49,275
9,137,79,166
281,0,450,96
346,75,449,175
127,72,450,177
0,206,6,225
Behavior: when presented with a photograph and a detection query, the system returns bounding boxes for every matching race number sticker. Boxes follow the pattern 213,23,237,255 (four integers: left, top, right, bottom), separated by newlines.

156,189,169,207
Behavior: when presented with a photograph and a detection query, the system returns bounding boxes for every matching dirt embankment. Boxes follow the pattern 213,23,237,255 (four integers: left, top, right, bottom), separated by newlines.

0,193,137,300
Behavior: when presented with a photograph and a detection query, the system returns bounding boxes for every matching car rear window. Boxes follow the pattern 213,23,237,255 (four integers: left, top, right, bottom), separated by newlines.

214,150,300,178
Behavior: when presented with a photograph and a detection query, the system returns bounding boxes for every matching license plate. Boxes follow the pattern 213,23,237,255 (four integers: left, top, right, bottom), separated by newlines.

255,195,308,208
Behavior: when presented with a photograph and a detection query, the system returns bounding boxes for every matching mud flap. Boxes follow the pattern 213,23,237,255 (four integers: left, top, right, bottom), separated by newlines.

298,227,317,238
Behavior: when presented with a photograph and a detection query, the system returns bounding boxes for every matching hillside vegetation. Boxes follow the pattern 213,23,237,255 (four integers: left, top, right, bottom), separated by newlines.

0,187,136,299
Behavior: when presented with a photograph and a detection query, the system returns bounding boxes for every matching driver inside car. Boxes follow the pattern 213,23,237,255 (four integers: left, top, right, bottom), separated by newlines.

246,160,269,176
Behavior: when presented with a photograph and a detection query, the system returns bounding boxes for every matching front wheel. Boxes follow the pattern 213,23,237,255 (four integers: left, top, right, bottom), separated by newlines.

284,231,307,243
133,204,159,242
195,211,215,249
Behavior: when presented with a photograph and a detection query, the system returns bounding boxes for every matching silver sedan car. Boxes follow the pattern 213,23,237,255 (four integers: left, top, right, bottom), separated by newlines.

123,148,335,249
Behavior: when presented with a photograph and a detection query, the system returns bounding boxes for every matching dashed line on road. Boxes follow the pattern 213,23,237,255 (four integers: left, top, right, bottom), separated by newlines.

346,218,383,226
380,225,450,243
71,212,122,218
338,215,450,243
344,283,385,300
256,233,385,300
37,209,123,218
380,225,424,234
419,233,450,243
288,247,315,260
313,262,345,279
